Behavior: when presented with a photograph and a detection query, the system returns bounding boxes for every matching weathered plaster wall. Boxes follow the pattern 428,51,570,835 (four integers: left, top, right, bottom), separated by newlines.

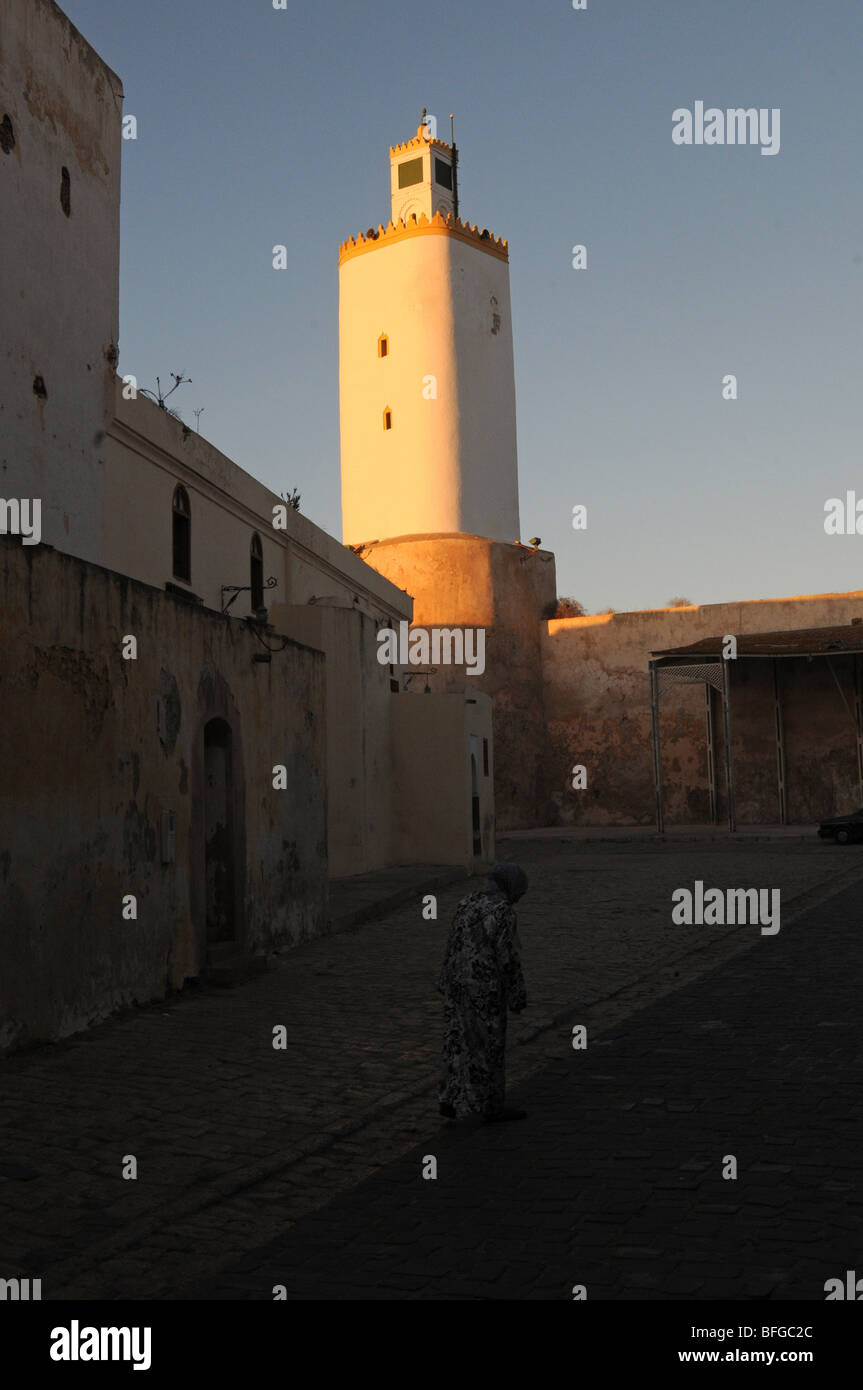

0,0,121,563
391,691,495,867
105,392,416,878
0,537,327,1052
279,604,395,876
542,592,863,826
357,534,556,831
779,656,860,823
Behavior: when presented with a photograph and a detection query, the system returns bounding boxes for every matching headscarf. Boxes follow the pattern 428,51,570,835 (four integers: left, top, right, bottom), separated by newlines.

486,861,528,904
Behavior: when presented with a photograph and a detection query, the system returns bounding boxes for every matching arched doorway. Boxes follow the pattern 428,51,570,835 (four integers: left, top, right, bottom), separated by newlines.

204,718,236,945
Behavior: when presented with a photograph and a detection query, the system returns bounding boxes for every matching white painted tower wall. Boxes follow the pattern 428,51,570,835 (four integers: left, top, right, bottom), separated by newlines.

339,227,520,544
339,123,521,546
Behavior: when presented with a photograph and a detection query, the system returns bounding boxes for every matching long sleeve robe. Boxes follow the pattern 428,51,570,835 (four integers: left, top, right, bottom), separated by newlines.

438,888,527,1117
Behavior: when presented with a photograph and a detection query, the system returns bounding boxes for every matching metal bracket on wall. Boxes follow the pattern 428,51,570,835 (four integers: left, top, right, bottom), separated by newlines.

220,575,277,615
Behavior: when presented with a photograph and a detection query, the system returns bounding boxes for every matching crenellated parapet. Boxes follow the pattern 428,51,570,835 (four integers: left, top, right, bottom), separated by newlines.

389,131,453,156
339,210,508,265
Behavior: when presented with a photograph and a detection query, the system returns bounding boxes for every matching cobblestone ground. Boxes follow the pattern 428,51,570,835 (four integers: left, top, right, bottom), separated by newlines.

0,839,860,1299
187,873,863,1301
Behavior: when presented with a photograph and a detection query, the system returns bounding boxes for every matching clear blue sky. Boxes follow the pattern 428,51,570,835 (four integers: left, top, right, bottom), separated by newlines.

63,0,863,613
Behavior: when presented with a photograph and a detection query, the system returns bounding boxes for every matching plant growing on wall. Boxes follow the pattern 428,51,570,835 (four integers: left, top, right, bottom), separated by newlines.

280,488,301,513
546,597,587,618
139,372,192,420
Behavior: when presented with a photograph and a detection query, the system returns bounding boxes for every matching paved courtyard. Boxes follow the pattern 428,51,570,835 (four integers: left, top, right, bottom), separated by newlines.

1,837,861,1299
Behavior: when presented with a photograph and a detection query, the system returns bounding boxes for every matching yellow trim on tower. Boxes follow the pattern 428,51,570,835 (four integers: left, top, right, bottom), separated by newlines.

339,212,509,266
389,133,454,156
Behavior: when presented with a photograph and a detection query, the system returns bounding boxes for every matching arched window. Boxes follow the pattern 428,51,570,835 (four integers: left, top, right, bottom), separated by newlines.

378,333,389,358
250,532,263,612
383,407,392,431
172,485,191,581
60,166,71,217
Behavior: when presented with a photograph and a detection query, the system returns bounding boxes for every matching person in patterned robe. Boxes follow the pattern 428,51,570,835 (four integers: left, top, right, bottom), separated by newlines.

438,862,529,1123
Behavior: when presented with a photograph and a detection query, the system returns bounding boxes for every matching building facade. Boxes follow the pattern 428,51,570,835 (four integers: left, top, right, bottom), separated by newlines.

0,1,494,1051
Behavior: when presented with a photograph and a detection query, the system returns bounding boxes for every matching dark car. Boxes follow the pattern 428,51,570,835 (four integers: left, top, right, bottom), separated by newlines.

818,808,863,844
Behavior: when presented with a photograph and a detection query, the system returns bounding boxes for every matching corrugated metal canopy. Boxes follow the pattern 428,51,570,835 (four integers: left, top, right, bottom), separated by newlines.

651,621,863,660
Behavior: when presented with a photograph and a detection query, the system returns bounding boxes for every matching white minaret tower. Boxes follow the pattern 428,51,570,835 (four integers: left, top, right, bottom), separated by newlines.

339,118,521,544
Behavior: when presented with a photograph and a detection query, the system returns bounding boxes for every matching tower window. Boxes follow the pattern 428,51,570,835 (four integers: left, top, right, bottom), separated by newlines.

250,532,264,611
172,485,191,581
483,738,489,776
60,166,71,217
383,408,392,431
434,158,452,190
398,156,423,188
378,334,389,358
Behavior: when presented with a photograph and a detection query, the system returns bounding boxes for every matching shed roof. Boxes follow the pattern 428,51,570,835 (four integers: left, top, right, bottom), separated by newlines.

651,621,863,660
